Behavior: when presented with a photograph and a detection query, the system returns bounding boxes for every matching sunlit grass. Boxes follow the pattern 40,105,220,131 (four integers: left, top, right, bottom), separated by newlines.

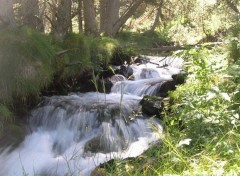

100,42,240,175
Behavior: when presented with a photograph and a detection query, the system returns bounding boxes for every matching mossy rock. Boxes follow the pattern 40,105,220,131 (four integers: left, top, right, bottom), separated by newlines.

172,70,188,85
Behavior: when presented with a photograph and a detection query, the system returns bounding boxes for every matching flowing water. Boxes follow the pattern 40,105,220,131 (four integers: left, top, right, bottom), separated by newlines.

0,56,183,176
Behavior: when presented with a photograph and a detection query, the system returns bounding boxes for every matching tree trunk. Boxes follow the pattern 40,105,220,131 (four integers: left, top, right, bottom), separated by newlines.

99,0,107,33
83,0,98,36
78,0,83,32
150,0,164,32
21,0,44,31
0,0,14,29
111,0,144,36
52,0,72,40
225,0,239,14
104,0,120,36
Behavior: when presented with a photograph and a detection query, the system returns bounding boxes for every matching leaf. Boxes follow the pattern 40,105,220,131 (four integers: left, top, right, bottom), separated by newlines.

177,138,192,147
206,91,217,101
220,93,231,102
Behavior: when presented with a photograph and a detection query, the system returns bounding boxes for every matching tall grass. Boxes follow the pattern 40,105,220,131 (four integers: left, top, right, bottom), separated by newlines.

0,27,56,104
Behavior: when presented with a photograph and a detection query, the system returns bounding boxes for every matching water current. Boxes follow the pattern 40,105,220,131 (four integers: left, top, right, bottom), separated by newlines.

0,56,183,176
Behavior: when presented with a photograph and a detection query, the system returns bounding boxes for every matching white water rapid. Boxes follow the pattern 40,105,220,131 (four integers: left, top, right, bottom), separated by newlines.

0,56,183,176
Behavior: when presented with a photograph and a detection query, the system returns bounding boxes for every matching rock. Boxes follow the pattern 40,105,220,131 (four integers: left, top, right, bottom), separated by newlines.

140,96,164,117
115,65,133,79
99,67,115,79
157,80,176,97
104,74,127,93
172,70,187,85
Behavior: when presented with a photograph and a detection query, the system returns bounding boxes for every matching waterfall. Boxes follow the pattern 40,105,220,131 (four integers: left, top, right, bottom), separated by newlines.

0,56,183,176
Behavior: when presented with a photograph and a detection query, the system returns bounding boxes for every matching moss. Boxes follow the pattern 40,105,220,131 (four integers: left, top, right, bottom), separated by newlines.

61,33,92,78
0,104,13,123
90,37,120,68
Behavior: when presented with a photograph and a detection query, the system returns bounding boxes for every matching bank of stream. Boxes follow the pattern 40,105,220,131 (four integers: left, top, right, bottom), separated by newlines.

0,55,184,176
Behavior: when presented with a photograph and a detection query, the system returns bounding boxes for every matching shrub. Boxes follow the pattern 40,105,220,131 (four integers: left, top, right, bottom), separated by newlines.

61,33,92,78
0,27,56,103
90,37,120,68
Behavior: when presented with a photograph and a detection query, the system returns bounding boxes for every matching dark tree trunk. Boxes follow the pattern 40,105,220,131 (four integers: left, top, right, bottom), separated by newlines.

99,0,107,33
83,0,98,36
21,0,44,31
104,0,120,36
150,0,164,32
78,0,83,33
111,0,144,36
225,0,239,14
0,0,15,29
52,0,72,40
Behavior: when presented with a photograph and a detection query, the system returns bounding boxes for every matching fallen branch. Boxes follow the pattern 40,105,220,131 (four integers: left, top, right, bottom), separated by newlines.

66,61,82,67
140,42,223,52
56,48,79,56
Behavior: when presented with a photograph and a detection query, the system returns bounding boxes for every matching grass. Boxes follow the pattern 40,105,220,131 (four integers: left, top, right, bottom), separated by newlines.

99,33,240,175
0,28,121,133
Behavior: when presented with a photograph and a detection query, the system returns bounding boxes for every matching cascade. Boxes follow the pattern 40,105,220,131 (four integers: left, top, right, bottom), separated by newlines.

0,56,183,176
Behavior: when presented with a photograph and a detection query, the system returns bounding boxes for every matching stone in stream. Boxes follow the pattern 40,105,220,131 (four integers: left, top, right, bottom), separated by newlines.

157,80,176,97
140,95,164,117
104,74,127,93
115,65,134,79
172,70,188,85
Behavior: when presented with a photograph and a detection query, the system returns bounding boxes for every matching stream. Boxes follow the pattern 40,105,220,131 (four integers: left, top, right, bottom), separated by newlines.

0,56,183,176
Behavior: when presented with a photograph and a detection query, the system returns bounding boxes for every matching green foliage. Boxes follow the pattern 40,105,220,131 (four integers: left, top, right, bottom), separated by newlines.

0,27,56,103
228,24,240,62
115,31,171,49
61,33,92,78
0,104,13,123
102,45,240,175
90,37,120,67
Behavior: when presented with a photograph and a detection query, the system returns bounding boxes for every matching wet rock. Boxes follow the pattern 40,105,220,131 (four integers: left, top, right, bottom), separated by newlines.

131,56,144,64
172,70,187,85
115,65,133,79
104,74,127,93
140,96,164,117
157,80,176,97
99,67,115,79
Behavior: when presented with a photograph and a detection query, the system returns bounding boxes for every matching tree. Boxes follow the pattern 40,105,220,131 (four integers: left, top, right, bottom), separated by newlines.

225,0,239,14
47,0,72,40
21,0,44,31
83,0,98,36
78,0,83,32
150,0,164,32
100,0,120,36
0,0,15,29
110,0,145,36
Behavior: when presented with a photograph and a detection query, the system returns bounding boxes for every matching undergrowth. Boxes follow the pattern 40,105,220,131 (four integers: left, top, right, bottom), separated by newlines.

100,28,240,175
0,28,120,133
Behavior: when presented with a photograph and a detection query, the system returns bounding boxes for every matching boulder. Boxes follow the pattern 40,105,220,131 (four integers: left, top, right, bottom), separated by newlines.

157,80,176,97
115,65,133,79
172,70,188,85
140,96,164,117
104,74,127,93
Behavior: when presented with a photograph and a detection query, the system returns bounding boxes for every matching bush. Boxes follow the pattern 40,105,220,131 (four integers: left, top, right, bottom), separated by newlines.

61,33,92,78
0,27,56,103
228,24,240,63
115,31,171,48
90,37,120,68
